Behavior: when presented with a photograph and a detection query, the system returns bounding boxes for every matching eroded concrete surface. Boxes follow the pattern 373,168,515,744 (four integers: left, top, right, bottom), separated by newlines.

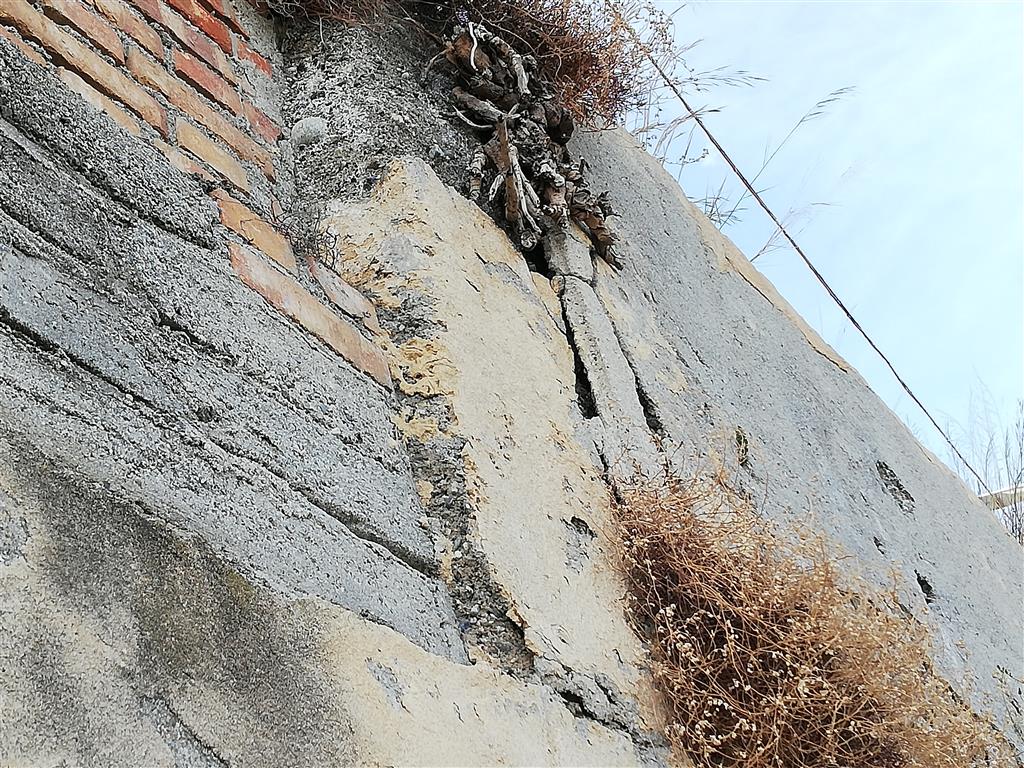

322,161,665,752
571,127,1024,744
1,12,1022,767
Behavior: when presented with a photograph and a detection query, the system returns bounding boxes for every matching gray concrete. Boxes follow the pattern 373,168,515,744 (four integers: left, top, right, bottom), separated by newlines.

281,19,475,207
0,442,361,768
557,275,660,481
0,39,464,661
572,126,1024,743
543,225,595,283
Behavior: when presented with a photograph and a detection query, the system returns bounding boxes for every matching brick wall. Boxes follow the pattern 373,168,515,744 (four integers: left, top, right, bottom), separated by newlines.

0,0,391,387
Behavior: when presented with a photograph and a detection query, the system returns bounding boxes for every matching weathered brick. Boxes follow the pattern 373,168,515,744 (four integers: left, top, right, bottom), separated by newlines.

154,137,217,180
127,47,272,176
230,243,392,388
307,254,382,335
164,0,229,52
173,47,240,114
197,0,245,38
2,0,167,134
0,23,47,63
58,67,141,135
176,118,248,190
89,0,161,57
243,101,279,144
235,37,269,76
40,0,123,63
214,190,294,270
125,0,235,82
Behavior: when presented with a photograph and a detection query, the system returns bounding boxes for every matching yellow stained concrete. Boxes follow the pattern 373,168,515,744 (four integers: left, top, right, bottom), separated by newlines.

324,158,662,736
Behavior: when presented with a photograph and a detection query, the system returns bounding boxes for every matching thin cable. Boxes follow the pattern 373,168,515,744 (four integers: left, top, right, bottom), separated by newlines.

609,2,994,496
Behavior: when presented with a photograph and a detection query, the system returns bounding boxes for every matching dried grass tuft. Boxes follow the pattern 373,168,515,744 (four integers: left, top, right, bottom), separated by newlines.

613,469,1014,767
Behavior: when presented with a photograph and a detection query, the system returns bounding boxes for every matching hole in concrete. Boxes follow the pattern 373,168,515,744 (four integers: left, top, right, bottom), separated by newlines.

872,536,886,555
915,570,936,604
563,516,595,574
735,427,750,468
566,516,595,538
523,240,553,279
875,461,915,514
635,379,665,438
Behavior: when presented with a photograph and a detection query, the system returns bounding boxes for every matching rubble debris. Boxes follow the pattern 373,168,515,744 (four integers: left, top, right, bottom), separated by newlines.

432,22,621,267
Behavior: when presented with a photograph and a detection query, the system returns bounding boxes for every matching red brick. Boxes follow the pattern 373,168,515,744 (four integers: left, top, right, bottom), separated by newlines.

214,190,293,270
230,243,392,388
58,67,141,135
124,0,236,83
235,37,269,76
2,0,167,134
0,23,47,63
164,0,229,52
176,118,248,190
306,254,382,335
154,137,217,180
89,0,161,58
127,47,272,177
40,0,123,63
243,101,278,144
173,47,240,114
198,0,245,38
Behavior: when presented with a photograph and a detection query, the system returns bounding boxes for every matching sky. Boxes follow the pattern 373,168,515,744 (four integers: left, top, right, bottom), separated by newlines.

647,0,1023,480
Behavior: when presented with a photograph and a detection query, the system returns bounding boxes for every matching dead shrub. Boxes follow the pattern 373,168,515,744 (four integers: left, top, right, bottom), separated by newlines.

613,469,1014,767
267,0,676,124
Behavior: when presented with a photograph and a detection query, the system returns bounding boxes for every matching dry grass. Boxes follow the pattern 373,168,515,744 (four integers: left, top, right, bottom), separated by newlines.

613,469,1014,767
267,0,680,124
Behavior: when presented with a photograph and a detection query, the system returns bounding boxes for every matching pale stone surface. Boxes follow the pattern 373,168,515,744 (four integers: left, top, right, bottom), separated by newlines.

324,159,662,742
544,223,595,282
314,603,639,767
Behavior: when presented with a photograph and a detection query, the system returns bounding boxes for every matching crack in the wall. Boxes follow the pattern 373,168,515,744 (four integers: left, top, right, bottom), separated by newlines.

559,300,598,421
205,432,436,577
0,305,162,413
539,656,667,766
153,309,240,367
0,117,216,252
141,695,229,768
915,570,937,605
876,460,915,514
402,415,534,676
635,377,666,440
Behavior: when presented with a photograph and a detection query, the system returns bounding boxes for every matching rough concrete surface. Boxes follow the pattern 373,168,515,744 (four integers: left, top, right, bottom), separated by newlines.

572,126,1024,743
0,31,665,768
1,5,1021,764
323,159,666,758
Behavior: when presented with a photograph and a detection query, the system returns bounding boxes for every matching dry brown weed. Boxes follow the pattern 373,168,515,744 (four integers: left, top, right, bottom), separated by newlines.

613,470,1015,767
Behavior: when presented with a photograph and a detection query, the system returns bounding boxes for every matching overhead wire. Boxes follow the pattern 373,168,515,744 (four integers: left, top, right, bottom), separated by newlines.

607,0,995,496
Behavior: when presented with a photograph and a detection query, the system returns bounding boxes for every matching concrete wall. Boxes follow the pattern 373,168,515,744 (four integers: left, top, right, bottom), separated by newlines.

0,6,1020,766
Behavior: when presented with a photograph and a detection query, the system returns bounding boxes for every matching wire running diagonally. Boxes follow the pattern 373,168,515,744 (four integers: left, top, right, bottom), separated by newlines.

606,0,994,496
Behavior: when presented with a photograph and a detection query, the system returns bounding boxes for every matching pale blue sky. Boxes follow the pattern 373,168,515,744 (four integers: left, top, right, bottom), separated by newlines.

658,0,1023,471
